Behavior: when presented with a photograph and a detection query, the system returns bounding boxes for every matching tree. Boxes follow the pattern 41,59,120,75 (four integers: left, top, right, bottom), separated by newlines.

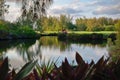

19,0,53,29
115,20,120,44
59,14,74,30
0,0,9,20
75,18,87,31
109,20,120,61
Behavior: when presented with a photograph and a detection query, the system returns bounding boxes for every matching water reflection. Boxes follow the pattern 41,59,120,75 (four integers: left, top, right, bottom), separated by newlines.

0,36,109,68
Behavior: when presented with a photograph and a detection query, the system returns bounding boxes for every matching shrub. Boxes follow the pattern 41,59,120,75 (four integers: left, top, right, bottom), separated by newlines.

0,20,9,32
105,25,115,31
92,26,105,31
77,24,87,31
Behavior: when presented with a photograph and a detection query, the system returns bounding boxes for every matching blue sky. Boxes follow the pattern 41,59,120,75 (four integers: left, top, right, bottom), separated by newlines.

5,0,120,21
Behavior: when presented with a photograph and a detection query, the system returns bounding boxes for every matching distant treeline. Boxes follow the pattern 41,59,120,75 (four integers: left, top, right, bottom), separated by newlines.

38,15,120,31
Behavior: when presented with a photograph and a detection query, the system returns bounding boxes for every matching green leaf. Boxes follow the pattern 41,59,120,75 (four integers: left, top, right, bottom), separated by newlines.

13,60,37,80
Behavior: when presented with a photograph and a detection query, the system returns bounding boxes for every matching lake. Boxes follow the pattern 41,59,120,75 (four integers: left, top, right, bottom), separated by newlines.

0,36,109,68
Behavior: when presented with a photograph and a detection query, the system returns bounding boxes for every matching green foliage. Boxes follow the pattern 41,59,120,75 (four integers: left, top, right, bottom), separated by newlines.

12,25,36,37
75,17,118,31
0,20,9,31
105,25,115,31
0,57,37,80
67,22,77,30
76,23,87,31
92,26,105,31
108,20,120,61
39,15,76,31
14,60,37,80
36,58,58,79
58,32,116,41
0,20,39,39
33,16,119,32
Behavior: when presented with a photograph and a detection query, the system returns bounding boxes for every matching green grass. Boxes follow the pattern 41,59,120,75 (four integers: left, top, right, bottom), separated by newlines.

36,31,117,35
68,31,117,34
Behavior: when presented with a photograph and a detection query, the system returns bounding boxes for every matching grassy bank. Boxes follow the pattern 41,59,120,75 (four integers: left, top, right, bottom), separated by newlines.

56,31,117,41
37,31,116,36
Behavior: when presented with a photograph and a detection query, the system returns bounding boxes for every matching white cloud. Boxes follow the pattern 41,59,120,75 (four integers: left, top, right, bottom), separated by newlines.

4,0,120,21
93,5,120,15
5,2,21,22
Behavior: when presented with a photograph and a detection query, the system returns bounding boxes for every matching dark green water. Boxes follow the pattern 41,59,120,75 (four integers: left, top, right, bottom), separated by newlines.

0,36,109,68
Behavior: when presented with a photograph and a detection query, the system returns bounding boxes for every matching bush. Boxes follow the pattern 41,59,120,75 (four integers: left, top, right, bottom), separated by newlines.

0,20,38,39
0,20,9,32
105,25,115,31
77,24,87,31
11,25,37,38
92,26,105,31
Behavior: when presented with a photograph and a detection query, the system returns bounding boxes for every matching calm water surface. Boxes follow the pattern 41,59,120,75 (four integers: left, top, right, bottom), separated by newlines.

0,36,109,68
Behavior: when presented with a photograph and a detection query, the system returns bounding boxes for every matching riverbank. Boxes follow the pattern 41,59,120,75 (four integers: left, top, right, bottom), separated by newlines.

0,31,116,40
0,30,40,40
56,31,117,41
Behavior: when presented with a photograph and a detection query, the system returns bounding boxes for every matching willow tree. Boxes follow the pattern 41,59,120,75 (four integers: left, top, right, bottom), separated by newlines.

0,0,9,20
19,0,53,29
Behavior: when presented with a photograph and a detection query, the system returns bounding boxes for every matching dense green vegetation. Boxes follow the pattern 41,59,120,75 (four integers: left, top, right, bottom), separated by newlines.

0,20,40,39
58,32,116,42
0,18,117,40
37,15,119,32
108,20,120,61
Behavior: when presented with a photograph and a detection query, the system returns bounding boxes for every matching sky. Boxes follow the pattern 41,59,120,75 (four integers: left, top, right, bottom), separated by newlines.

5,0,120,21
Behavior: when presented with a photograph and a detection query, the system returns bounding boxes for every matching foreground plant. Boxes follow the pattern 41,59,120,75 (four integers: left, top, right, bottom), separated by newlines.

0,52,120,80
52,52,120,80
0,57,37,80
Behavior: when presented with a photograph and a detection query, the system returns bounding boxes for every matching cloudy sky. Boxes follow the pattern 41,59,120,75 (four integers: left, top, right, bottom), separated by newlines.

5,0,120,21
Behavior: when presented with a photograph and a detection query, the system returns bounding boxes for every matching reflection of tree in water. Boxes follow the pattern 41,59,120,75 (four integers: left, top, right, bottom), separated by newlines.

39,36,71,52
16,40,42,62
0,40,36,55
39,36,59,48
0,36,108,63
39,36,106,52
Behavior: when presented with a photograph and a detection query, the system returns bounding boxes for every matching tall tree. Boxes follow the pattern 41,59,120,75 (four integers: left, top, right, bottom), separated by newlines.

109,20,120,61
20,0,53,28
0,0,9,20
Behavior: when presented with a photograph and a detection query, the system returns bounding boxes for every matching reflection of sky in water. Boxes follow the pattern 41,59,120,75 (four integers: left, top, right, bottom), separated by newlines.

2,37,109,68
40,44,108,65
4,49,26,69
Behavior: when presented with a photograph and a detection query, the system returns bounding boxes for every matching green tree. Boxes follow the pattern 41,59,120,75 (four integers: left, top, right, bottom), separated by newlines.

76,18,87,31
114,20,120,49
59,14,75,31
86,18,96,31
104,25,115,31
109,20,120,61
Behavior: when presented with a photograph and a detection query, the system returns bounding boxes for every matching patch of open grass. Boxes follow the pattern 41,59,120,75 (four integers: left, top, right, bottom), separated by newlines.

37,31,116,35
68,31,117,34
